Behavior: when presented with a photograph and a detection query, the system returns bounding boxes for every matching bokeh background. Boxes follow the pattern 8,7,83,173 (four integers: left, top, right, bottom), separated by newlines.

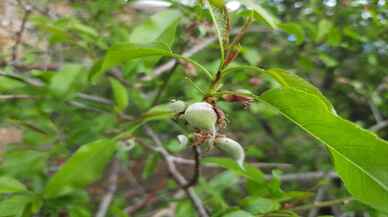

0,0,387,217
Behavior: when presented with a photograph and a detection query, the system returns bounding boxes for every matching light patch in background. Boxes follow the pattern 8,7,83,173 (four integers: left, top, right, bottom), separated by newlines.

132,0,172,11
323,0,337,7
226,1,241,11
132,0,241,11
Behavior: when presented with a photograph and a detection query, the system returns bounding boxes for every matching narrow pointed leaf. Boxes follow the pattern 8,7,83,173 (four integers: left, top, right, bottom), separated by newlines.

266,68,334,112
44,139,117,198
207,0,229,63
129,9,180,46
89,43,172,82
110,78,129,113
240,0,279,29
0,195,32,217
0,176,27,194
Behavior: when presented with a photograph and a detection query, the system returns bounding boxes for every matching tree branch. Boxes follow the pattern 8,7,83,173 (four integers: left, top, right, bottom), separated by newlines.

369,120,388,132
264,171,338,182
0,94,34,100
11,2,32,62
291,197,353,211
144,126,209,217
183,145,201,189
95,159,120,217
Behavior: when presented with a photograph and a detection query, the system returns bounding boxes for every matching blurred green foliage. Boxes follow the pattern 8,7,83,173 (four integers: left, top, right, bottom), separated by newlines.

0,0,387,217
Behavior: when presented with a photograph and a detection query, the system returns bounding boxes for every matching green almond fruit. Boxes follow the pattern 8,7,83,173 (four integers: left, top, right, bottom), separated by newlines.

184,102,217,131
215,136,245,169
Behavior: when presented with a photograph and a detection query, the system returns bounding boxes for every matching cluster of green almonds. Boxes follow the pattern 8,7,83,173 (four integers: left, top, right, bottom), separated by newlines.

168,100,245,169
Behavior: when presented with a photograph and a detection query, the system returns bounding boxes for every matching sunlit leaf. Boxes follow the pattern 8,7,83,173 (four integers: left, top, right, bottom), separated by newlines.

259,69,388,212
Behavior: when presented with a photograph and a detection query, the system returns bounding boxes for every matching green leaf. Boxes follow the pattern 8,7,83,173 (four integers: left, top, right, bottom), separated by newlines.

316,19,332,42
319,53,338,68
279,22,305,45
0,150,48,178
0,195,32,217
203,157,265,184
129,9,180,69
44,139,117,198
223,65,265,78
89,43,172,82
208,0,225,8
129,9,180,46
176,200,196,217
0,77,25,91
343,27,367,42
0,177,27,194
258,70,388,212
240,0,279,29
222,210,255,217
241,48,261,65
265,68,334,112
113,101,184,140
240,196,280,214
110,78,129,113
142,153,160,179
207,0,229,64
49,64,86,99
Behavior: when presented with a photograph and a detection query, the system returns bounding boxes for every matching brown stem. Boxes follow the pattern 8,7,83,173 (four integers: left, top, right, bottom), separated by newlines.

144,126,209,217
183,145,201,189
11,4,32,62
95,159,120,217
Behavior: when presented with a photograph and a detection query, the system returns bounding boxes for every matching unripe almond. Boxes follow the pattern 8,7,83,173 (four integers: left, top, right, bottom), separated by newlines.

215,136,245,169
184,102,218,147
184,102,217,131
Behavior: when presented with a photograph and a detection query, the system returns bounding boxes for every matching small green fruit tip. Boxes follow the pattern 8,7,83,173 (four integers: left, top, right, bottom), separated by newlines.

214,136,245,170
168,99,187,114
177,134,189,146
237,160,245,170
